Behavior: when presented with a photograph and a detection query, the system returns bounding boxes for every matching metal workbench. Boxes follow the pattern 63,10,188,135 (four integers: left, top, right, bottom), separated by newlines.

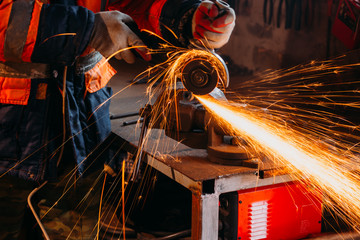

108,62,292,239
110,126,292,239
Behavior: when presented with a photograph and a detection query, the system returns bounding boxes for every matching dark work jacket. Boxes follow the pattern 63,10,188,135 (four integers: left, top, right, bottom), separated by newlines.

0,0,200,182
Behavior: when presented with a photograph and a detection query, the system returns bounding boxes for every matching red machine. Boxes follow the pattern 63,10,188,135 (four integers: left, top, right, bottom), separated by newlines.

219,181,322,240
332,0,360,49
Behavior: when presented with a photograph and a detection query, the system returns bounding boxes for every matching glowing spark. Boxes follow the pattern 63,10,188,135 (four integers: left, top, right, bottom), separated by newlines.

122,160,126,240
197,95,360,232
97,173,107,240
18,23,359,239
41,33,77,44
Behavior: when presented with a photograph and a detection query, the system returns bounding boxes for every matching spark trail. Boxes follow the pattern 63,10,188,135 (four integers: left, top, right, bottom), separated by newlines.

196,94,360,232
141,47,360,232
19,29,359,238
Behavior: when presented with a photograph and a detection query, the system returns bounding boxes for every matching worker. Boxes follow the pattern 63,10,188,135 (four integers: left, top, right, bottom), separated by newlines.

0,0,235,239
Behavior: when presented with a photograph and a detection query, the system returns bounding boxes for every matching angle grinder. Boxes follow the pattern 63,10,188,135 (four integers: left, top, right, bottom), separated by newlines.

123,14,230,95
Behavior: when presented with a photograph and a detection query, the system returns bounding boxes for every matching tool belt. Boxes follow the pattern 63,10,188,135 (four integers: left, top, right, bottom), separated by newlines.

0,51,116,105
0,51,104,79
0,61,52,79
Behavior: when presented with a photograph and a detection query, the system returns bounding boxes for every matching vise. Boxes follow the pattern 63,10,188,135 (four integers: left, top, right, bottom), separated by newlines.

139,86,256,166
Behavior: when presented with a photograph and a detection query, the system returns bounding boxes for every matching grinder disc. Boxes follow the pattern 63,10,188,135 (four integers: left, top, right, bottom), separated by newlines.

181,58,219,95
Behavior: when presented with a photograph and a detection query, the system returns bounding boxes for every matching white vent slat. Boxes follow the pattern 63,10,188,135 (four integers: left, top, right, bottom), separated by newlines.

248,201,270,240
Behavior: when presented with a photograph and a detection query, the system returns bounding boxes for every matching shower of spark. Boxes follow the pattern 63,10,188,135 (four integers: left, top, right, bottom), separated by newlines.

137,47,360,233
16,29,360,238
129,46,228,161
196,94,360,232
227,59,360,152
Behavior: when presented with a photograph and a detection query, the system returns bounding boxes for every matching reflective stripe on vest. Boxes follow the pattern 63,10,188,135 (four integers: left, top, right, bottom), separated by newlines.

22,0,43,62
0,0,43,105
0,61,51,79
1,0,43,62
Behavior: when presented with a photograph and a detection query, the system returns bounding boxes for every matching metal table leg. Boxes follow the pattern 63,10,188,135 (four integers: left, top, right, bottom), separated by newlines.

192,192,220,240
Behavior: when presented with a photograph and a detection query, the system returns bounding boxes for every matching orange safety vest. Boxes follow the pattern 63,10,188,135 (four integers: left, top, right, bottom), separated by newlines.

0,0,115,105
0,0,43,105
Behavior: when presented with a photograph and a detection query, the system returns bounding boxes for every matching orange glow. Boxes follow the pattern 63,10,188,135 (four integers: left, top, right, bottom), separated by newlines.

197,95,360,232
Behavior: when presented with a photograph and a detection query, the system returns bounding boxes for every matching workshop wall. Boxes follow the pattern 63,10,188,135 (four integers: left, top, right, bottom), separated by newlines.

220,0,349,74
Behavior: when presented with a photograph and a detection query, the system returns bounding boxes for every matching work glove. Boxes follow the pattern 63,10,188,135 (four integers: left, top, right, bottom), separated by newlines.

192,0,236,49
89,11,151,63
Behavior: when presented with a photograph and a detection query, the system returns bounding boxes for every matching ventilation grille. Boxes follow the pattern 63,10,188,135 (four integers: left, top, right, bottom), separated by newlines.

248,201,270,240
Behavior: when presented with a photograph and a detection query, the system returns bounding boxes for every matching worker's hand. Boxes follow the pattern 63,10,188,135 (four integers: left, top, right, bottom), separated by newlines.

192,0,235,49
89,11,151,63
